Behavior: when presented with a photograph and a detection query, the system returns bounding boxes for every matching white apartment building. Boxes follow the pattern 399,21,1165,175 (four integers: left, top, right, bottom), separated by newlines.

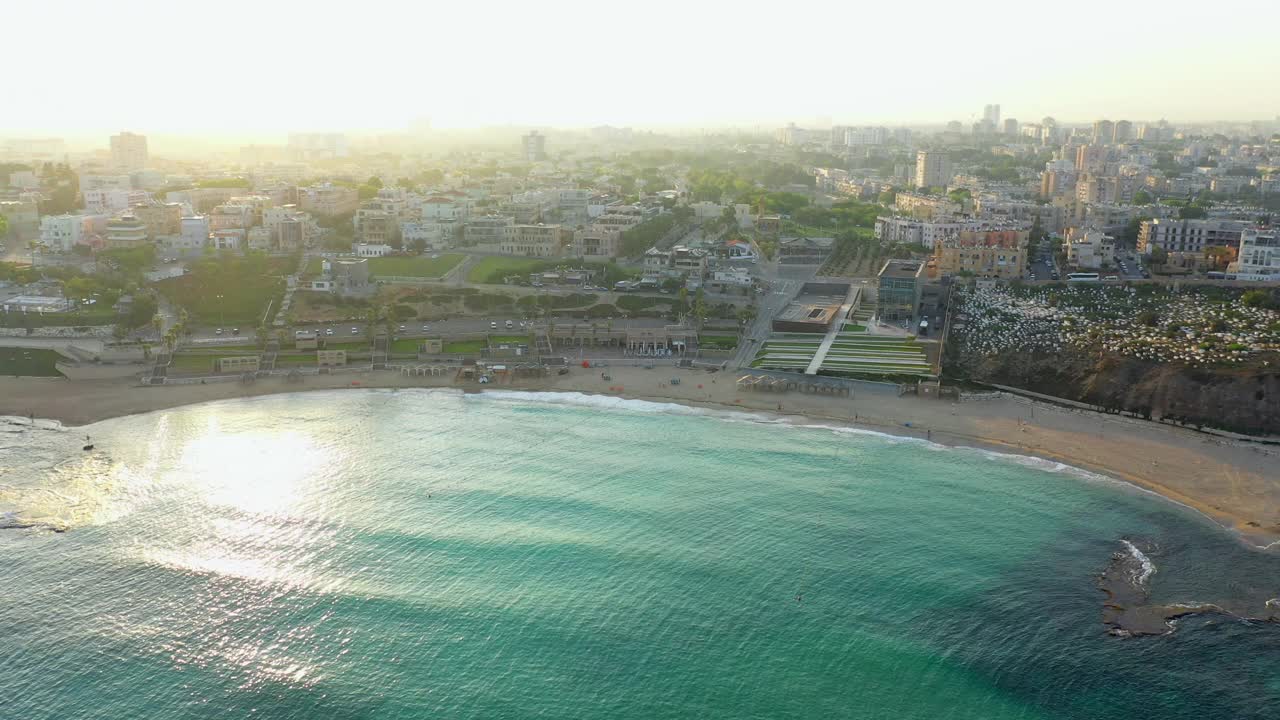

83,188,148,214
247,227,273,251
1138,218,1247,255
915,151,952,189
105,215,149,249
1066,230,1116,270
844,126,888,146
209,203,255,230
401,221,453,251
501,224,564,257
875,215,988,249
109,132,148,171
179,215,211,250
1232,229,1280,281
419,195,467,221
39,214,90,252
463,216,514,247
210,229,244,252
298,183,359,216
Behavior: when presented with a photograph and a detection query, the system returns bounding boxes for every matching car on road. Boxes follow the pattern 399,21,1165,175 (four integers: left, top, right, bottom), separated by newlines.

505,320,514,329
231,328,240,335
422,324,430,332
215,328,223,335
326,328,335,336
398,325,406,332
351,327,359,334
490,321,498,329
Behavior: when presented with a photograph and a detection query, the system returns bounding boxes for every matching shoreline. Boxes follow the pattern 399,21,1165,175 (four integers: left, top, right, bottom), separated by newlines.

2,370,1278,549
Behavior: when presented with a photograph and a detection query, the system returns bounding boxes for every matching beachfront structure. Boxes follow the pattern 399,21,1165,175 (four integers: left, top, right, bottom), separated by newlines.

877,260,925,322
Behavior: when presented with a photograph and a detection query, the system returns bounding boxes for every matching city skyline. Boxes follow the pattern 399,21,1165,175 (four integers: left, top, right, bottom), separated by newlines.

5,0,1279,136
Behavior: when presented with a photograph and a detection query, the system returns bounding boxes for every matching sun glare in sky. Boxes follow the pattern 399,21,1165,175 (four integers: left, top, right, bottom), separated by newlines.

5,0,1279,135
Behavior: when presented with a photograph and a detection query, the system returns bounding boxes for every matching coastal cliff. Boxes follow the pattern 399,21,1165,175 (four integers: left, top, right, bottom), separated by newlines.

951,350,1280,436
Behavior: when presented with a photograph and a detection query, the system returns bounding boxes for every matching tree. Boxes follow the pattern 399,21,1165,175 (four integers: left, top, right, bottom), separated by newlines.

1150,246,1169,266
0,213,8,238
1178,204,1208,220
365,176,384,189
255,325,269,348
1241,290,1274,309
1132,190,1153,205
737,305,758,328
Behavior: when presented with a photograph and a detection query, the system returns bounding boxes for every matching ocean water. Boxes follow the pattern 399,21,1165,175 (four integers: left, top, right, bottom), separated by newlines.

1,389,1278,719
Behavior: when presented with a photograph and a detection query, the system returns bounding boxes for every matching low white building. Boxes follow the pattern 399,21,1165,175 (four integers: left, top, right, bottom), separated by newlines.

180,215,211,250
353,243,393,257
1232,228,1280,281
1066,229,1116,270
39,214,90,252
401,221,453,251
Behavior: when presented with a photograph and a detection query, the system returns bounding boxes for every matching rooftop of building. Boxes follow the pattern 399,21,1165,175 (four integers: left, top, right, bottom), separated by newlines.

878,260,926,280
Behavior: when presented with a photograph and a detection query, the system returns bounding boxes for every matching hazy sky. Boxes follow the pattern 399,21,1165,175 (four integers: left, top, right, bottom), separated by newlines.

6,0,1278,138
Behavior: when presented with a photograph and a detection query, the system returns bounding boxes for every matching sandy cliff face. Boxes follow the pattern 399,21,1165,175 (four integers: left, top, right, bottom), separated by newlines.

955,351,1280,436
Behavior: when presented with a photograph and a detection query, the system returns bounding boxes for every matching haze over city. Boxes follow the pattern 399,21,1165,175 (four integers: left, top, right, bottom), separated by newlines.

6,0,1280,141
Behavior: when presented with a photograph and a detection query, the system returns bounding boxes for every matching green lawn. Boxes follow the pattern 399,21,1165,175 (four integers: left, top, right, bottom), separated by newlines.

369,254,464,278
319,340,370,352
442,340,486,354
699,334,739,350
0,348,64,376
466,256,554,284
390,338,422,353
841,323,867,332
168,354,219,373
181,343,259,354
488,334,531,344
158,273,283,326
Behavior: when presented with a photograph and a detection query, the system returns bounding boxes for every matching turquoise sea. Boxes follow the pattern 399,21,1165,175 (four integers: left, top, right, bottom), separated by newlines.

1,389,1278,719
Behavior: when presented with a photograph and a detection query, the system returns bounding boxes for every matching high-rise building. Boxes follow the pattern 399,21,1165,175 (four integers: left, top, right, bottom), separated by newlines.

1003,118,1019,136
287,133,349,160
1092,120,1114,144
1112,120,1133,143
915,150,953,190
983,104,1001,127
109,131,148,172
522,131,547,161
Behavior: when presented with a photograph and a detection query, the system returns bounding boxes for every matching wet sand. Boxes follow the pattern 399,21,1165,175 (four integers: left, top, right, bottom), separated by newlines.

2,368,1278,548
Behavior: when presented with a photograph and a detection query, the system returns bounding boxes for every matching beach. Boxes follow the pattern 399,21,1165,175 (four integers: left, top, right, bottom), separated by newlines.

2,368,1278,547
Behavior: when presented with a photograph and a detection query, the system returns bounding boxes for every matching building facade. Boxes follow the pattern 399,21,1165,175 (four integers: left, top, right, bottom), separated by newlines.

1138,218,1247,255
109,131,148,171
501,224,564,256
932,229,1028,280
914,151,952,189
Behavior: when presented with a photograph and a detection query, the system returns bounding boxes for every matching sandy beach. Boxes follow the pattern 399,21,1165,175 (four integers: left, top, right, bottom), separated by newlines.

3,368,1278,548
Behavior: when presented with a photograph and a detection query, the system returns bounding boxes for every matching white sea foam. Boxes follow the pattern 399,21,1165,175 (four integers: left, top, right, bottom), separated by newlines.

1121,539,1156,586
0,416,66,432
